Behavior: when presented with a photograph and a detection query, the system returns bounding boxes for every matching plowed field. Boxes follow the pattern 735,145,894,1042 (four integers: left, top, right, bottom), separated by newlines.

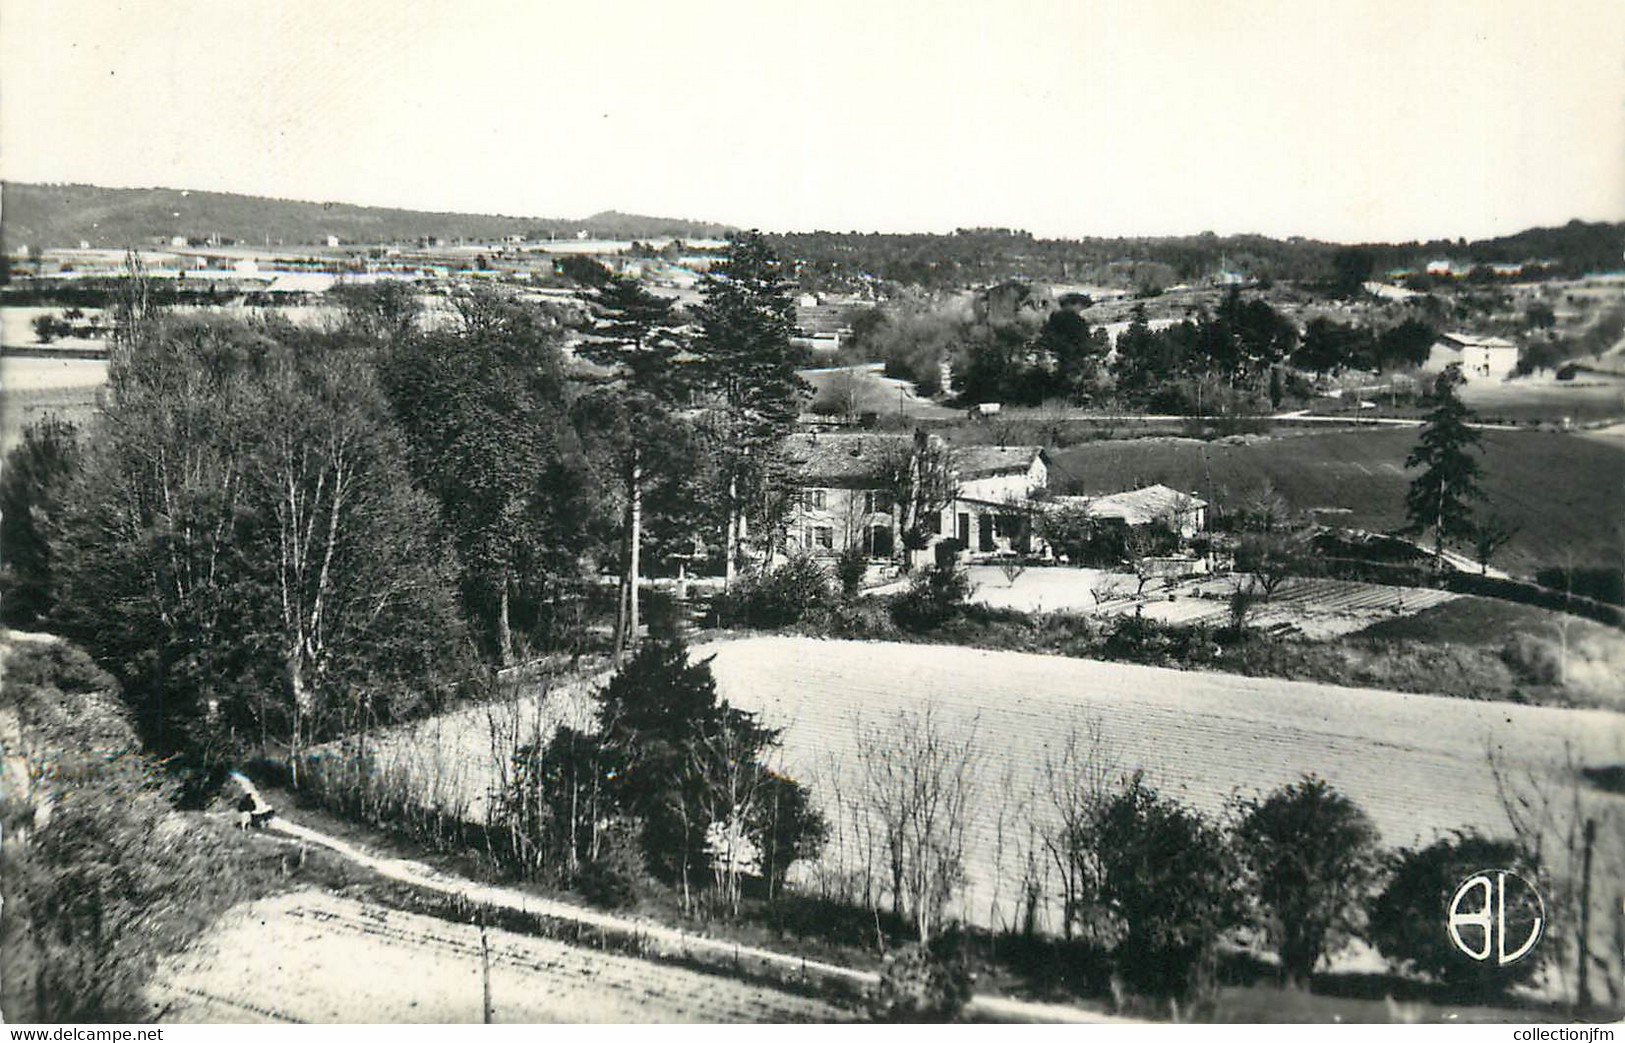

702,637,1625,934
150,890,848,1023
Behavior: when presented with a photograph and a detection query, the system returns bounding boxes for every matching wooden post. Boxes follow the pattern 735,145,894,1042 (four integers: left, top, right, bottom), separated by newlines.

1577,817,1596,1010
480,908,494,1024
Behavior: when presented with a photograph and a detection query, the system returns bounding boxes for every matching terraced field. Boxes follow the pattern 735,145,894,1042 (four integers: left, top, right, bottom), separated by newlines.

702,637,1625,935
151,890,849,1023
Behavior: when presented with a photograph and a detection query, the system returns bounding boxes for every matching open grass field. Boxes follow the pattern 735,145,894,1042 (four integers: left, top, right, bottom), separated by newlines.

1046,427,1625,576
151,890,848,1023
0,355,106,452
702,636,1625,939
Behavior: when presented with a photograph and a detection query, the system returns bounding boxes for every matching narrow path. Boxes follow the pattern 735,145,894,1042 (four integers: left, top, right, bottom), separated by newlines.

265,815,1130,1024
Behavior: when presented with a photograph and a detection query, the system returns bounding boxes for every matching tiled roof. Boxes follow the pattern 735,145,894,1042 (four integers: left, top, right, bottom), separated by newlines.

786,435,1047,487
784,432,910,484
1440,332,1517,350
1052,484,1207,526
954,444,1045,478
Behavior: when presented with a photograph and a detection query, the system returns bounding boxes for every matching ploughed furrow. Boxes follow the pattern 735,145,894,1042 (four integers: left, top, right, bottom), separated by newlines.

704,637,1623,936
151,891,849,1024
151,984,306,1024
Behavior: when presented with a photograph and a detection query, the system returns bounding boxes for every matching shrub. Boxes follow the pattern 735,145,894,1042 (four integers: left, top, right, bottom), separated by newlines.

31,313,62,344
1226,587,1258,634
891,562,972,631
1094,773,1242,1001
1499,632,1563,686
575,819,644,909
1101,612,1176,662
713,553,835,629
1231,775,1383,989
868,943,974,1022
1444,572,1623,628
1368,832,1547,995
835,543,869,598
595,637,825,911
827,595,898,639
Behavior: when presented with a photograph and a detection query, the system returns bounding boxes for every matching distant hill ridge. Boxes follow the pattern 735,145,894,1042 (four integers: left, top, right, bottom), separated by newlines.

0,182,736,249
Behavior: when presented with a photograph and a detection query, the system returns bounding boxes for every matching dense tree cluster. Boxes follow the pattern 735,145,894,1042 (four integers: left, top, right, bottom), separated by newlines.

1111,291,1299,412
4,232,813,775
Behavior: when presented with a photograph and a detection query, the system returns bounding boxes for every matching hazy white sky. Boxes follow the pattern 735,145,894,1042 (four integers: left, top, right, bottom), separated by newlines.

3,0,1622,241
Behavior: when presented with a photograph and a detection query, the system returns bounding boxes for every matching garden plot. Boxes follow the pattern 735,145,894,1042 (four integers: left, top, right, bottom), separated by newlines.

702,636,1625,936
968,567,1460,639
150,890,846,1023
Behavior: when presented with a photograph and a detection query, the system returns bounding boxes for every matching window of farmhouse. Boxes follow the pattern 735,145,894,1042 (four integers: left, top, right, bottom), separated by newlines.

928,511,943,535
803,489,827,510
814,526,834,549
865,491,893,514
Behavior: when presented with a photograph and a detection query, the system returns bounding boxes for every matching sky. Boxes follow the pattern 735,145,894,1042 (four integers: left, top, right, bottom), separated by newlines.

3,0,1622,243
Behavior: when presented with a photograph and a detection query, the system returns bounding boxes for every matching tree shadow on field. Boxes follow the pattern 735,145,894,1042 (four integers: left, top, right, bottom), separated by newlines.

1208,950,1585,1023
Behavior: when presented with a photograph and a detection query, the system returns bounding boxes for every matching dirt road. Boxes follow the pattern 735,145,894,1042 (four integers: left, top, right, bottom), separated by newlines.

150,890,850,1023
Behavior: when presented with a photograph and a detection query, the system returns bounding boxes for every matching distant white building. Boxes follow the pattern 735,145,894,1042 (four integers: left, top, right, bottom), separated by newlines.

1425,332,1519,382
1364,281,1417,302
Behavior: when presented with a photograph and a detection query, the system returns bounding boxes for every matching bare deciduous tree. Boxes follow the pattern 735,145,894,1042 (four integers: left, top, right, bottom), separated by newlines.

1471,515,1519,576
852,706,983,945
1040,717,1121,940
878,431,959,572
1488,739,1623,1011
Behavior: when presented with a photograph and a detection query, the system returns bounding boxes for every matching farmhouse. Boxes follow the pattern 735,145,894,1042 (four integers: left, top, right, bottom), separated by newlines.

1425,331,1519,382
780,432,1050,561
782,432,910,558
949,444,1049,557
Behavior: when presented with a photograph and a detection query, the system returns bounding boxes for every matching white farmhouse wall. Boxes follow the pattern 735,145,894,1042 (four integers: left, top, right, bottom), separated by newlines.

958,458,1047,502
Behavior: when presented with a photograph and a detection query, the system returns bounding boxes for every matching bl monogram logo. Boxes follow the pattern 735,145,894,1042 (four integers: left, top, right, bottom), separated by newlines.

1447,869,1545,966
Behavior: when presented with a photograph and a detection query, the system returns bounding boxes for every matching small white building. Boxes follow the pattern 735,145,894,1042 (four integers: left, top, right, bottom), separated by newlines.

1425,332,1519,382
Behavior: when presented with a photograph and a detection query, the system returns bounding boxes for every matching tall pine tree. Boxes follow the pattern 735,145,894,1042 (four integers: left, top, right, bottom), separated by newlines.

691,232,808,585
576,270,683,659
1405,363,1483,565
